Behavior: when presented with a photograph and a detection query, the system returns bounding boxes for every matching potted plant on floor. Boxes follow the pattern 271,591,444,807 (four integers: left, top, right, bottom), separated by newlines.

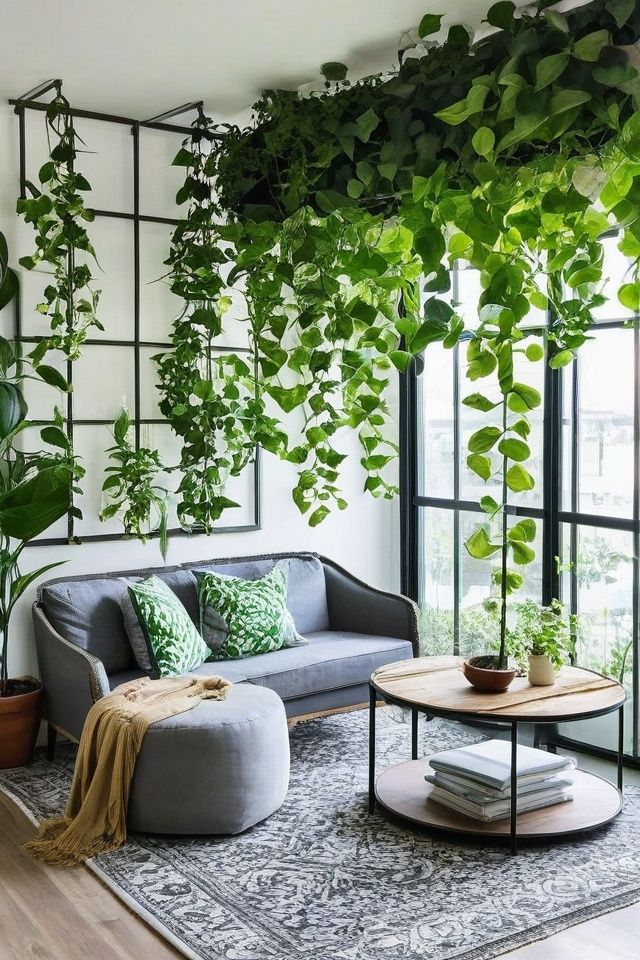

0,228,75,767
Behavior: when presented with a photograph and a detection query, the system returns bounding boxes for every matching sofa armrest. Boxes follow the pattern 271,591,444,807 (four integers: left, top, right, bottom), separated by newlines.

33,602,110,742
321,558,420,656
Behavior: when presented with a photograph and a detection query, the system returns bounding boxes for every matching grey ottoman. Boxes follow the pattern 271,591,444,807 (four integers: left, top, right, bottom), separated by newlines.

127,683,290,835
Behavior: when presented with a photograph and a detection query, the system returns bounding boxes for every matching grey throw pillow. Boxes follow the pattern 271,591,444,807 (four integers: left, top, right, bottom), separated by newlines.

120,580,153,671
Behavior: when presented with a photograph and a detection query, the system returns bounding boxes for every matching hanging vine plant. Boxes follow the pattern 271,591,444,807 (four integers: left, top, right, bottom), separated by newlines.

155,111,287,531
140,0,640,657
17,86,103,367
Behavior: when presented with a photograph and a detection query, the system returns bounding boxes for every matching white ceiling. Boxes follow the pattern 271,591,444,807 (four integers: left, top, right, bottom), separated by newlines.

1,0,525,123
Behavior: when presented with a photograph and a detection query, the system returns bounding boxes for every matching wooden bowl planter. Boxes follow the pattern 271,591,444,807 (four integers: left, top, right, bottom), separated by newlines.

462,656,517,693
0,678,44,768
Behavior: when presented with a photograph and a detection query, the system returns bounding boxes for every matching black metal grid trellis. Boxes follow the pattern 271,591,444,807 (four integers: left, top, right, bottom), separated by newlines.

9,82,261,546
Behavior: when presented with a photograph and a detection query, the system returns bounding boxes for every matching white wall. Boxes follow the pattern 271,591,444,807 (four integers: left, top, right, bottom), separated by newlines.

0,103,400,680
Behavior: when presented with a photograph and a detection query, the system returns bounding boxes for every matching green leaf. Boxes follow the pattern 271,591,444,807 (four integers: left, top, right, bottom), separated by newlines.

269,384,308,412
40,425,69,450
462,393,499,412
315,190,355,214
355,108,380,143
309,505,330,527
607,0,635,29
467,454,492,481
0,464,71,541
619,282,640,311
535,53,570,91
573,30,609,63
9,561,66,606
172,147,193,167
549,89,591,116
468,425,502,454
498,437,530,462
486,1,515,30
545,10,569,33
548,349,574,369
347,178,364,199
434,99,472,127
510,540,536,565
321,61,348,81
508,518,536,543
36,365,71,392
471,126,495,159
465,526,501,560
413,225,445,273
506,463,535,493
0,267,18,311
525,343,544,362
418,14,443,38
480,495,500,515
509,382,541,411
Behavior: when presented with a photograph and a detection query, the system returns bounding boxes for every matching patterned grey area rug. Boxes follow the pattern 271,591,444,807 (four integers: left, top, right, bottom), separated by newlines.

1,709,640,960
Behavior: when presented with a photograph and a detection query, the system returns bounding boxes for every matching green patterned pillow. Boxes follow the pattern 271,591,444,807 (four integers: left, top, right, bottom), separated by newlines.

194,561,308,660
128,576,210,679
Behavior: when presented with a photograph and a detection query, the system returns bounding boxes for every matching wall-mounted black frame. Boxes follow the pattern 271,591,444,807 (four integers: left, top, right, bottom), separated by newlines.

400,260,640,768
10,81,261,546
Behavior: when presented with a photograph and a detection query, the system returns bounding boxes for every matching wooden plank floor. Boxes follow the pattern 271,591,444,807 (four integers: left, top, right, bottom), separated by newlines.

2,784,640,960
0,792,181,960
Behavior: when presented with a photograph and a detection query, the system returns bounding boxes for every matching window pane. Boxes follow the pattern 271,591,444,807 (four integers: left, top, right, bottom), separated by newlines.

560,523,634,754
418,508,454,656
417,344,454,497
578,328,634,518
459,511,499,658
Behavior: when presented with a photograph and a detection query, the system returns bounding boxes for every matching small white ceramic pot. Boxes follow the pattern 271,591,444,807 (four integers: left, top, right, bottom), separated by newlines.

527,654,556,686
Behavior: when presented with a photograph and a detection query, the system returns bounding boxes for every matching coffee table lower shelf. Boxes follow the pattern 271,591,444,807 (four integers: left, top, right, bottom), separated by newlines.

375,760,622,841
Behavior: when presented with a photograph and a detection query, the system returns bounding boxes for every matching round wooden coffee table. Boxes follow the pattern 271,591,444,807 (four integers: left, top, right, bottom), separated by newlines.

369,656,625,853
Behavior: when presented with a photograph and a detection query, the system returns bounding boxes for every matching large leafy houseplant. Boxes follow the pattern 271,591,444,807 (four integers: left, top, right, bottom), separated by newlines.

0,229,75,766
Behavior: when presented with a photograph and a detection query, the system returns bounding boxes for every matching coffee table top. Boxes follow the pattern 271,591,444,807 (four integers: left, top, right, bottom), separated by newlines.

371,656,625,723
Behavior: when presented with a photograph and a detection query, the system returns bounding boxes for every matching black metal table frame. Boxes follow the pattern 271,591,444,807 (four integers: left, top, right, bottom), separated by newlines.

368,680,625,854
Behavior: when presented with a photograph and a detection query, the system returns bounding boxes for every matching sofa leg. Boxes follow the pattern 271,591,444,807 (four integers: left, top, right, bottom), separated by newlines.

46,724,57,762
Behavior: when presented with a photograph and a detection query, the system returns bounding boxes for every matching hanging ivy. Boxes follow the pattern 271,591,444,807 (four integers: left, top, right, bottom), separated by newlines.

155,112,286,531
100,409,169,558
17,88,103,366
148,0,640,654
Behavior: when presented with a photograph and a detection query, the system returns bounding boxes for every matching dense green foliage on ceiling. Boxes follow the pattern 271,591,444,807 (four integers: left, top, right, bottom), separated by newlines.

151,0,640,661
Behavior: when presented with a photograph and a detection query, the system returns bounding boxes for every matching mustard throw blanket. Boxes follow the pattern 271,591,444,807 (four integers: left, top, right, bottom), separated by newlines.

24,674,231,867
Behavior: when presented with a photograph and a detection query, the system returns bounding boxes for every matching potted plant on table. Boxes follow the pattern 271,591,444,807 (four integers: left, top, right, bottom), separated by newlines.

504,599,576,687
0,228,75,768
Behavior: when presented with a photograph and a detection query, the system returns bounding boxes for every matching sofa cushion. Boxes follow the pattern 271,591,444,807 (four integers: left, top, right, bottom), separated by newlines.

40,568,197,674
108,660,250,691
182,554,329,635
195,560,308,660
226,631,412,701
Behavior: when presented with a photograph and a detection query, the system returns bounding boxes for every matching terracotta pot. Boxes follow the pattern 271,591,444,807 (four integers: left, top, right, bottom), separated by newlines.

0,678,44,768
528,654,556,687
462,655,517,693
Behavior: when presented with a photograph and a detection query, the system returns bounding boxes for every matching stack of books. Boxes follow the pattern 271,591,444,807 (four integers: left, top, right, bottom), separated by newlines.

425,739,575,822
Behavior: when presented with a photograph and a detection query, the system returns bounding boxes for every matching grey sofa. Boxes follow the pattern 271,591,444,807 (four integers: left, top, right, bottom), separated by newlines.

33,552,419,751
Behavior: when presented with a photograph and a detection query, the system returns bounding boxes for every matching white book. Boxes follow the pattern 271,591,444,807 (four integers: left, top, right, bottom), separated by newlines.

425,771,574,803
428,740,574,792
429,784,574,823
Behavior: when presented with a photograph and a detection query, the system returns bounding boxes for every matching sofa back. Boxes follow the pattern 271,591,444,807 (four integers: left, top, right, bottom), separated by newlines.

37,553,329,674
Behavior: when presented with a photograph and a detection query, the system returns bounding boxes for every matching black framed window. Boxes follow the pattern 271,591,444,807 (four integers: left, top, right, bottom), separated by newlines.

403,243,640,763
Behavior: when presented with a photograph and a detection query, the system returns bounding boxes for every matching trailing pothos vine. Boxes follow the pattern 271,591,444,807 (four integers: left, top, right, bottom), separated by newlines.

18,88,103,365
140,0,640,650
